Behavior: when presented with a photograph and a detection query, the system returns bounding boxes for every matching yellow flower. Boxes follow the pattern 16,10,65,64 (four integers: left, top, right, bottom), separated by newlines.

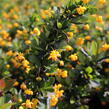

61,70,68,78
0,40,6,46
18,98,22,102
20,83,27,90
59,60,64,66
25,67,31,74
22,60,30,68
85,35,91,40
25,40,31,45
56,69,68,78
69,54,78,61
76,38,84,46
101,43,109,51
36,77,42,81
13,81,19,87
95,26,102,31
76,6,86,15
0,24,2,30
13,22,19,27
13,14,19,19
46,73,50,76
46,72,55,76
19,106,24,109
5,64,10,69
17,30,23,35
50,95,58,106
65,45,73,51
33,28,40,36
103,59,109,63
53,84,62,91
23,29,28,33
48,50,61,61
70,24,77,31
83,24,90,30
98,0,106,4
50,84,64,106
55,90,64,98
41,8,54,19
2,12,10,19
56,69,63,77
16,30,23,38
7,24,13,29
82,0,90,4
66,32,73,39
96,16,103,23
24,89,33,95
13,55,31,74
22,99,33,109
32,98,39,108
0,30,9,39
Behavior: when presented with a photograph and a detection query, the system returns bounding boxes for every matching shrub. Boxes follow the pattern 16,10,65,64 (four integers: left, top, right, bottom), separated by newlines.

0,0,109,109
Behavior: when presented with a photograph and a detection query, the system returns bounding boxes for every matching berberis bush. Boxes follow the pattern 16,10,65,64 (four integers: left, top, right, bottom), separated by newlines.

0,0,109,109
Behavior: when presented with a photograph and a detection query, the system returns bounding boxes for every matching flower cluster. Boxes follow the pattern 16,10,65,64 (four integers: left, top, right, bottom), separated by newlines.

50,84,64,106
11,52,30,73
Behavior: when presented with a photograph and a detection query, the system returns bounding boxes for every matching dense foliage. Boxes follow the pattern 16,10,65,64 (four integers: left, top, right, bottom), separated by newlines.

0,0,109,109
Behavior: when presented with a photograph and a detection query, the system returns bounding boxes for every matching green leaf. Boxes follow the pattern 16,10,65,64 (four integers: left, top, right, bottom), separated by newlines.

28,55,40,64
0,97,5,105
85,66,93,74
91,41,97,56
0,95,12,105
2,71,10,76
78,51,86,63
0,103,15,109
87,5,97,14
42,77,55,92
